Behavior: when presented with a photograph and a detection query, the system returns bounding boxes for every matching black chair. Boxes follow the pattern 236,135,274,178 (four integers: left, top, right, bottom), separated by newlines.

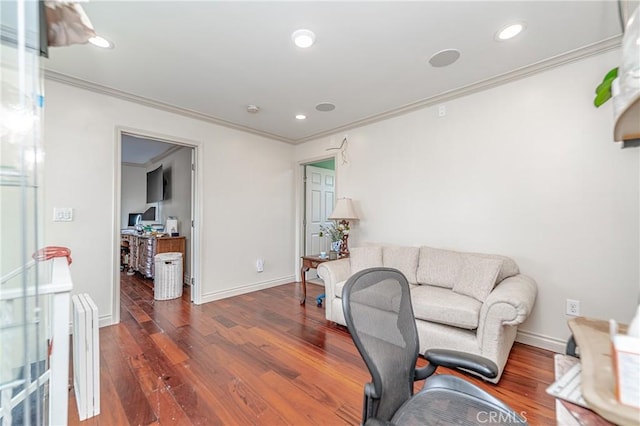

342,267,527,426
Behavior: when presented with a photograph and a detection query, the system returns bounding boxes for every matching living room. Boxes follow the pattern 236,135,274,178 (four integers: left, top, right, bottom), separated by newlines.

43,14,638,352
4,0,639,423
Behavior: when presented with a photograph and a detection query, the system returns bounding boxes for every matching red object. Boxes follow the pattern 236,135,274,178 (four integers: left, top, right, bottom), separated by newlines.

32,246,72,265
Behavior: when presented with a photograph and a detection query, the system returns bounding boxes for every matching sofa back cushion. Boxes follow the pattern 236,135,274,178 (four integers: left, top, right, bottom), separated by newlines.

417,246,520,288
350,246,383,273
468,252,519,283
452,256,503,302
382,246,419,284
417,247,464,288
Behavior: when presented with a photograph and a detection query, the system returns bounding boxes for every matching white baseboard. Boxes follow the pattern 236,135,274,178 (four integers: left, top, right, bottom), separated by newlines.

99,314,114,328
68,314,113,333
199,275,295,304
516,329,566,353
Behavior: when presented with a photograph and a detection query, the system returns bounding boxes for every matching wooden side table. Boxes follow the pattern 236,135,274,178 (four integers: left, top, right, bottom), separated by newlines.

566,317,638,426
299,255,332,305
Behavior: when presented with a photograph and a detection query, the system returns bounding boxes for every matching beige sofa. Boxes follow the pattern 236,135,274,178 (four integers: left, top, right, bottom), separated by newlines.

317,245,537,383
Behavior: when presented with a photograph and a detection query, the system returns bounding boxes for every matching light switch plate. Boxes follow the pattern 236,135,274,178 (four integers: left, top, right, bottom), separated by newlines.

53,207,73,222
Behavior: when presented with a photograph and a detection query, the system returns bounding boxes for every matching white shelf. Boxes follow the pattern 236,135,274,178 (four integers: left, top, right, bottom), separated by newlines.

613,5,640,144
614,93,640,142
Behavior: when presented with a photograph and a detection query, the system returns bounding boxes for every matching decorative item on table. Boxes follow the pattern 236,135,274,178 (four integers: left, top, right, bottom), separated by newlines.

327,197,360,257
609,305,640,409
166,216,179,236
320,222,349,259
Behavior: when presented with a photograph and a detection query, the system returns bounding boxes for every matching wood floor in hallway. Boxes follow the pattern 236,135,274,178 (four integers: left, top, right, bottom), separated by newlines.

67,272,556,425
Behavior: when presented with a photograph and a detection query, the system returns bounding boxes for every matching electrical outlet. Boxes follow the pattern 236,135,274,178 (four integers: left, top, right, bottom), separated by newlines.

438,105,447,117
53,207,73,222
566,299,580,316
256,258,264,272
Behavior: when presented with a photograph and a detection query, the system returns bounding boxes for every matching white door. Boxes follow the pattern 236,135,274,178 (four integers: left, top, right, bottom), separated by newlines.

305,165,335,260
190,148,196,303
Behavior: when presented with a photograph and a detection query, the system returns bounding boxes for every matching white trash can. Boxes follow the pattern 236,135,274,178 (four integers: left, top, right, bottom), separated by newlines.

154,252,183,300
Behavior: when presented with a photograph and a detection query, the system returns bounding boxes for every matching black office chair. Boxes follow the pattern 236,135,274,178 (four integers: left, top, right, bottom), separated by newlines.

342,267,527,426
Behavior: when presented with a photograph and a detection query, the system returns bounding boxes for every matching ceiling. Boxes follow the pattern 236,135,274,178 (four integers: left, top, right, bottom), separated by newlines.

44,1,623,145
120,134,176,165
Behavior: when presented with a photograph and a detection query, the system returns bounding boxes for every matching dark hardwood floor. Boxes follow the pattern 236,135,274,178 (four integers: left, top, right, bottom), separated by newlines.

68,272,557,425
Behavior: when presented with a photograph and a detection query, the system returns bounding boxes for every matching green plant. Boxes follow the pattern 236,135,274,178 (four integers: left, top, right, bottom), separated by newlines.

594,67,619,107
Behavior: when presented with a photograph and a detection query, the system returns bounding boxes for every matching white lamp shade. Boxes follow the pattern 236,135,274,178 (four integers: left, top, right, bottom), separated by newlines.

328,198,359,220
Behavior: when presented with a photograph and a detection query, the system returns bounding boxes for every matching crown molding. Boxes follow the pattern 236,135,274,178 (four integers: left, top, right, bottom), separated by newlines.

44,70,295,144
148,144,184,166
295,35,623,144
121,145,184,167
121,162,145,168
45,35,621,146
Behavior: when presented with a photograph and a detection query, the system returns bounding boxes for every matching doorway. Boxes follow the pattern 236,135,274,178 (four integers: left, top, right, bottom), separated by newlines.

303,157,335,281
114,129,200,323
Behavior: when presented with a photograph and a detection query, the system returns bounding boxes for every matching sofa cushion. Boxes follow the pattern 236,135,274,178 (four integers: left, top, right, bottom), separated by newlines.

350,246,383,274
417,247,464,288
453,256,503,302
382,246,419,284
468,253,519,283
410,285,482,329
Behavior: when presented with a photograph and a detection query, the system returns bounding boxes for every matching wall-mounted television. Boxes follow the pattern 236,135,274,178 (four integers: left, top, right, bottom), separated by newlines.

146,165,164,203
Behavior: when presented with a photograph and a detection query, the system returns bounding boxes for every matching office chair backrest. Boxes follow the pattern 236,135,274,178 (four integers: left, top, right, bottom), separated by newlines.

342,267,419,421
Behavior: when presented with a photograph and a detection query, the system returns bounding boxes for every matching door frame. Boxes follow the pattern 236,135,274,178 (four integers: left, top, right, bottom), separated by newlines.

112,126,204,324
294,154,337,282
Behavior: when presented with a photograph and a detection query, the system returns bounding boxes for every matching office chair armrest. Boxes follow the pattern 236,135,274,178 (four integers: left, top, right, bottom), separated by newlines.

414,364,437,381
364,382,380,399
424,349,498,379
362,382,381,425
566,335,580,358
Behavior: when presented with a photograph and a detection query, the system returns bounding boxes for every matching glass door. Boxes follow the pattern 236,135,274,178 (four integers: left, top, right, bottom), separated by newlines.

1,0,49,423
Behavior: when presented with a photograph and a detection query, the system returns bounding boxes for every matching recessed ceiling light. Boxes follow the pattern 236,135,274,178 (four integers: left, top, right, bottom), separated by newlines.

292,29,315,48
428,49,461,68
496,23,525,41
88,35,114,49
295,114,307,120
315,102,336,112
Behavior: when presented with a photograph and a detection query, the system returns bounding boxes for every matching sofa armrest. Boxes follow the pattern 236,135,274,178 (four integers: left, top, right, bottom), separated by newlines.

317,258,351,321
317,258,351,293
477,274,537,349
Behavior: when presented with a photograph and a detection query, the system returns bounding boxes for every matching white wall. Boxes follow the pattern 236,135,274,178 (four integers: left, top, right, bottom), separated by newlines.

43,80,295,326
295,49,640,350
121,164,146,225
147,146,193,279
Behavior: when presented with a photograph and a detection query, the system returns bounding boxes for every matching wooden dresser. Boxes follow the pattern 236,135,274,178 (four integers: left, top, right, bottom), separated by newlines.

122,233,186,281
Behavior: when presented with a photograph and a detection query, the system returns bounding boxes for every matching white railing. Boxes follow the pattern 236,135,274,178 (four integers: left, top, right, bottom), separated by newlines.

0,260,36,286
0,257,72,425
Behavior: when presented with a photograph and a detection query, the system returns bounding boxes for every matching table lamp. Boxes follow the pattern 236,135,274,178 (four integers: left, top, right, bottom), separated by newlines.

328,197,359,257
